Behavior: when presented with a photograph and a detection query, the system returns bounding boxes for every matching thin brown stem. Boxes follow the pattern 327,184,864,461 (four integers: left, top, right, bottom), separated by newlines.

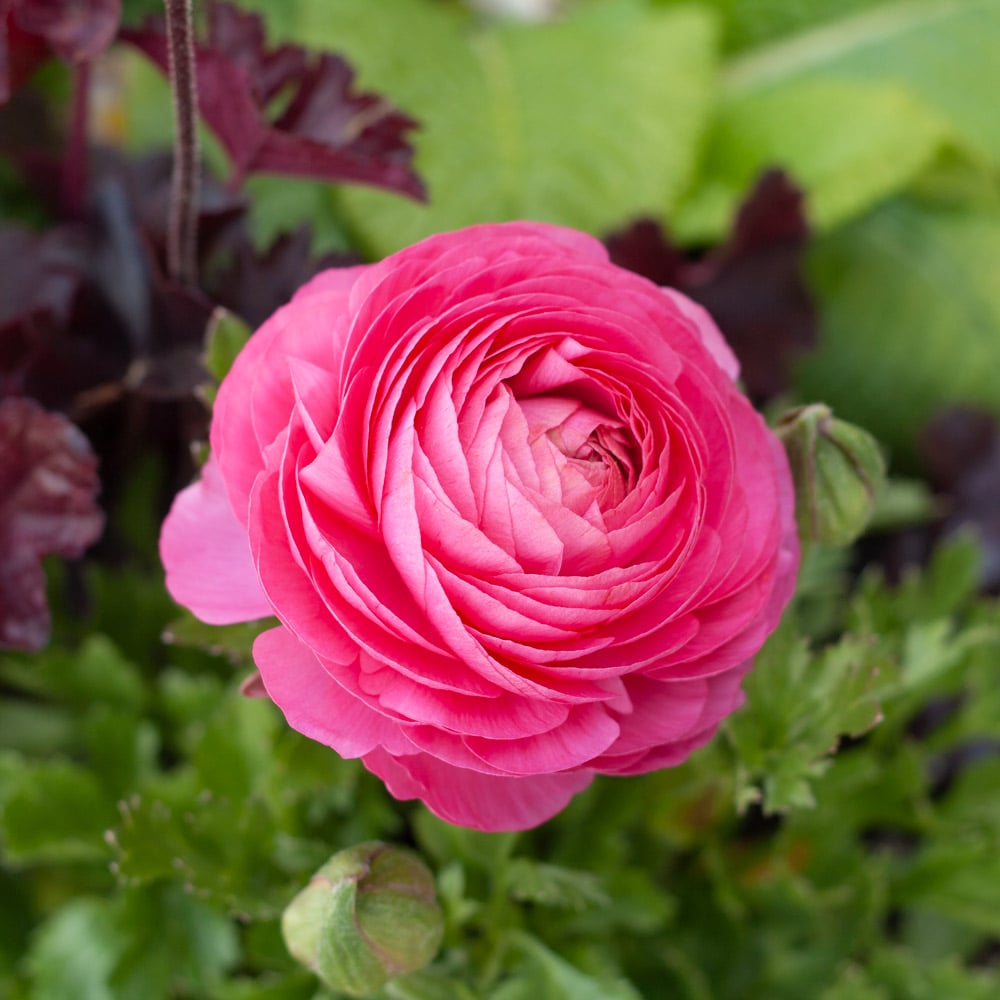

164,0,200,286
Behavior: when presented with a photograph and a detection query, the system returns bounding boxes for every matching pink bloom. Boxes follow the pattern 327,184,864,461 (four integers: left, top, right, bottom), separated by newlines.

161,222,798,831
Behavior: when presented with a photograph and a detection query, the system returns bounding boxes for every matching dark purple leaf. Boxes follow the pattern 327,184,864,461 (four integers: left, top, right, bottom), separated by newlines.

0,150,234,409
12,0,119,63
213,224,359,329
606,169,816,402
0,395,103,649
121,1,425,199
1,0,120,103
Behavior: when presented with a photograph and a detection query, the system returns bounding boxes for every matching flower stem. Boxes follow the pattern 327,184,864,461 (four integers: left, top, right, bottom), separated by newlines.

164,0,199,286
61,62,90,217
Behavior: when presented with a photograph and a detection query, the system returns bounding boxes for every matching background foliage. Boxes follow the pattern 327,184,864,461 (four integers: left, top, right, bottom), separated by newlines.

2,0,1000,997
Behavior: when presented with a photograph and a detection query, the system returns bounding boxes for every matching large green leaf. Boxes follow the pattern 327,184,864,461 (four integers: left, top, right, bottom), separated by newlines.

671,77,950,241
689,0,896,53
286,0,717,255
724,0,1000,163
794,199,1000,459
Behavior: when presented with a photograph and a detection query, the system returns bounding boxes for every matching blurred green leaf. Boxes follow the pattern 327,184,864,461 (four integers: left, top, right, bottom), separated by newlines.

724,0,1000,164
505,859,608,911
291,0,717,255
490,933,641,1000
108,884,240,1000
163,611,274,668
673,77,950,242
2,761,116,865
26,898,120,1000
796,200,1000,459
414,809,519,872
0,635,146,712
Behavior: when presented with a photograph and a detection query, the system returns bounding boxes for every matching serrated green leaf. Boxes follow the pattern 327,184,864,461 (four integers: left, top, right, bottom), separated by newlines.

108,776,295,920
726,624,888,813
672,77,950,242
795,200,1000,458
291,0,717,256
505,859,608,912
2,761,116,864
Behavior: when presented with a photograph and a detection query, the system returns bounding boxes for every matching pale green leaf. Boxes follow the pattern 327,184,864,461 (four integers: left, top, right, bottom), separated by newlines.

26,898,120,1000
671,77,950,242
724,0,1000,162
291,0,717,255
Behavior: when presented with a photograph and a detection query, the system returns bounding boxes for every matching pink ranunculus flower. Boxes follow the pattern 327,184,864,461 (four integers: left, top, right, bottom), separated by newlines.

161,222,798,831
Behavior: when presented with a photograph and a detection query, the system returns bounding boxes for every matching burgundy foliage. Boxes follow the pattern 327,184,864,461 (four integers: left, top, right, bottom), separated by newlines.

0,0,121,102
606,170,816,402
0,395,104,649
921,407,1000,591
120,1,425,198
213,224,360,329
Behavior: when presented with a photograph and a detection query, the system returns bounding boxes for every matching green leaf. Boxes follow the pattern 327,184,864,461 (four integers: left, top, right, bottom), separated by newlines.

672,77,950,242
795,199,1000,458
414,809,519,872
81,707,159,797
504,859,608,912
293,0,717,255
2,761,116,864
191,690,280,801
726,623,888,813
202,308,253,405
490,933,641,1000
163,610,275,668
107,885,240,1000
697,0,894,53
0,635,146,712
25,898,120,1000
724,0,1000,163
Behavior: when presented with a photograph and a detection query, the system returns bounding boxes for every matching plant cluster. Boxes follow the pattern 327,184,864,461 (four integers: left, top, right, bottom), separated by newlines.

2,1,1000,998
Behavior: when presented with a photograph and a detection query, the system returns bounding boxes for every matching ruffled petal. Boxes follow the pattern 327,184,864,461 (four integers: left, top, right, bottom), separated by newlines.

160,457,271,624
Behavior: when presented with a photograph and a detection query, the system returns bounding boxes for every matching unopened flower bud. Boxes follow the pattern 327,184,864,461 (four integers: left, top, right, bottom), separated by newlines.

775,404,886,547
281,841,444,998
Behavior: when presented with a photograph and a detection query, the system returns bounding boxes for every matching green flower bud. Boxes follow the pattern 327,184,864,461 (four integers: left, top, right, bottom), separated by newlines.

282,841,444,998
775,404,886,547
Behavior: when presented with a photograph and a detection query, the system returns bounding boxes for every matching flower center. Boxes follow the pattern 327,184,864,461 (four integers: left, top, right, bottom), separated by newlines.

564,424,640,509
